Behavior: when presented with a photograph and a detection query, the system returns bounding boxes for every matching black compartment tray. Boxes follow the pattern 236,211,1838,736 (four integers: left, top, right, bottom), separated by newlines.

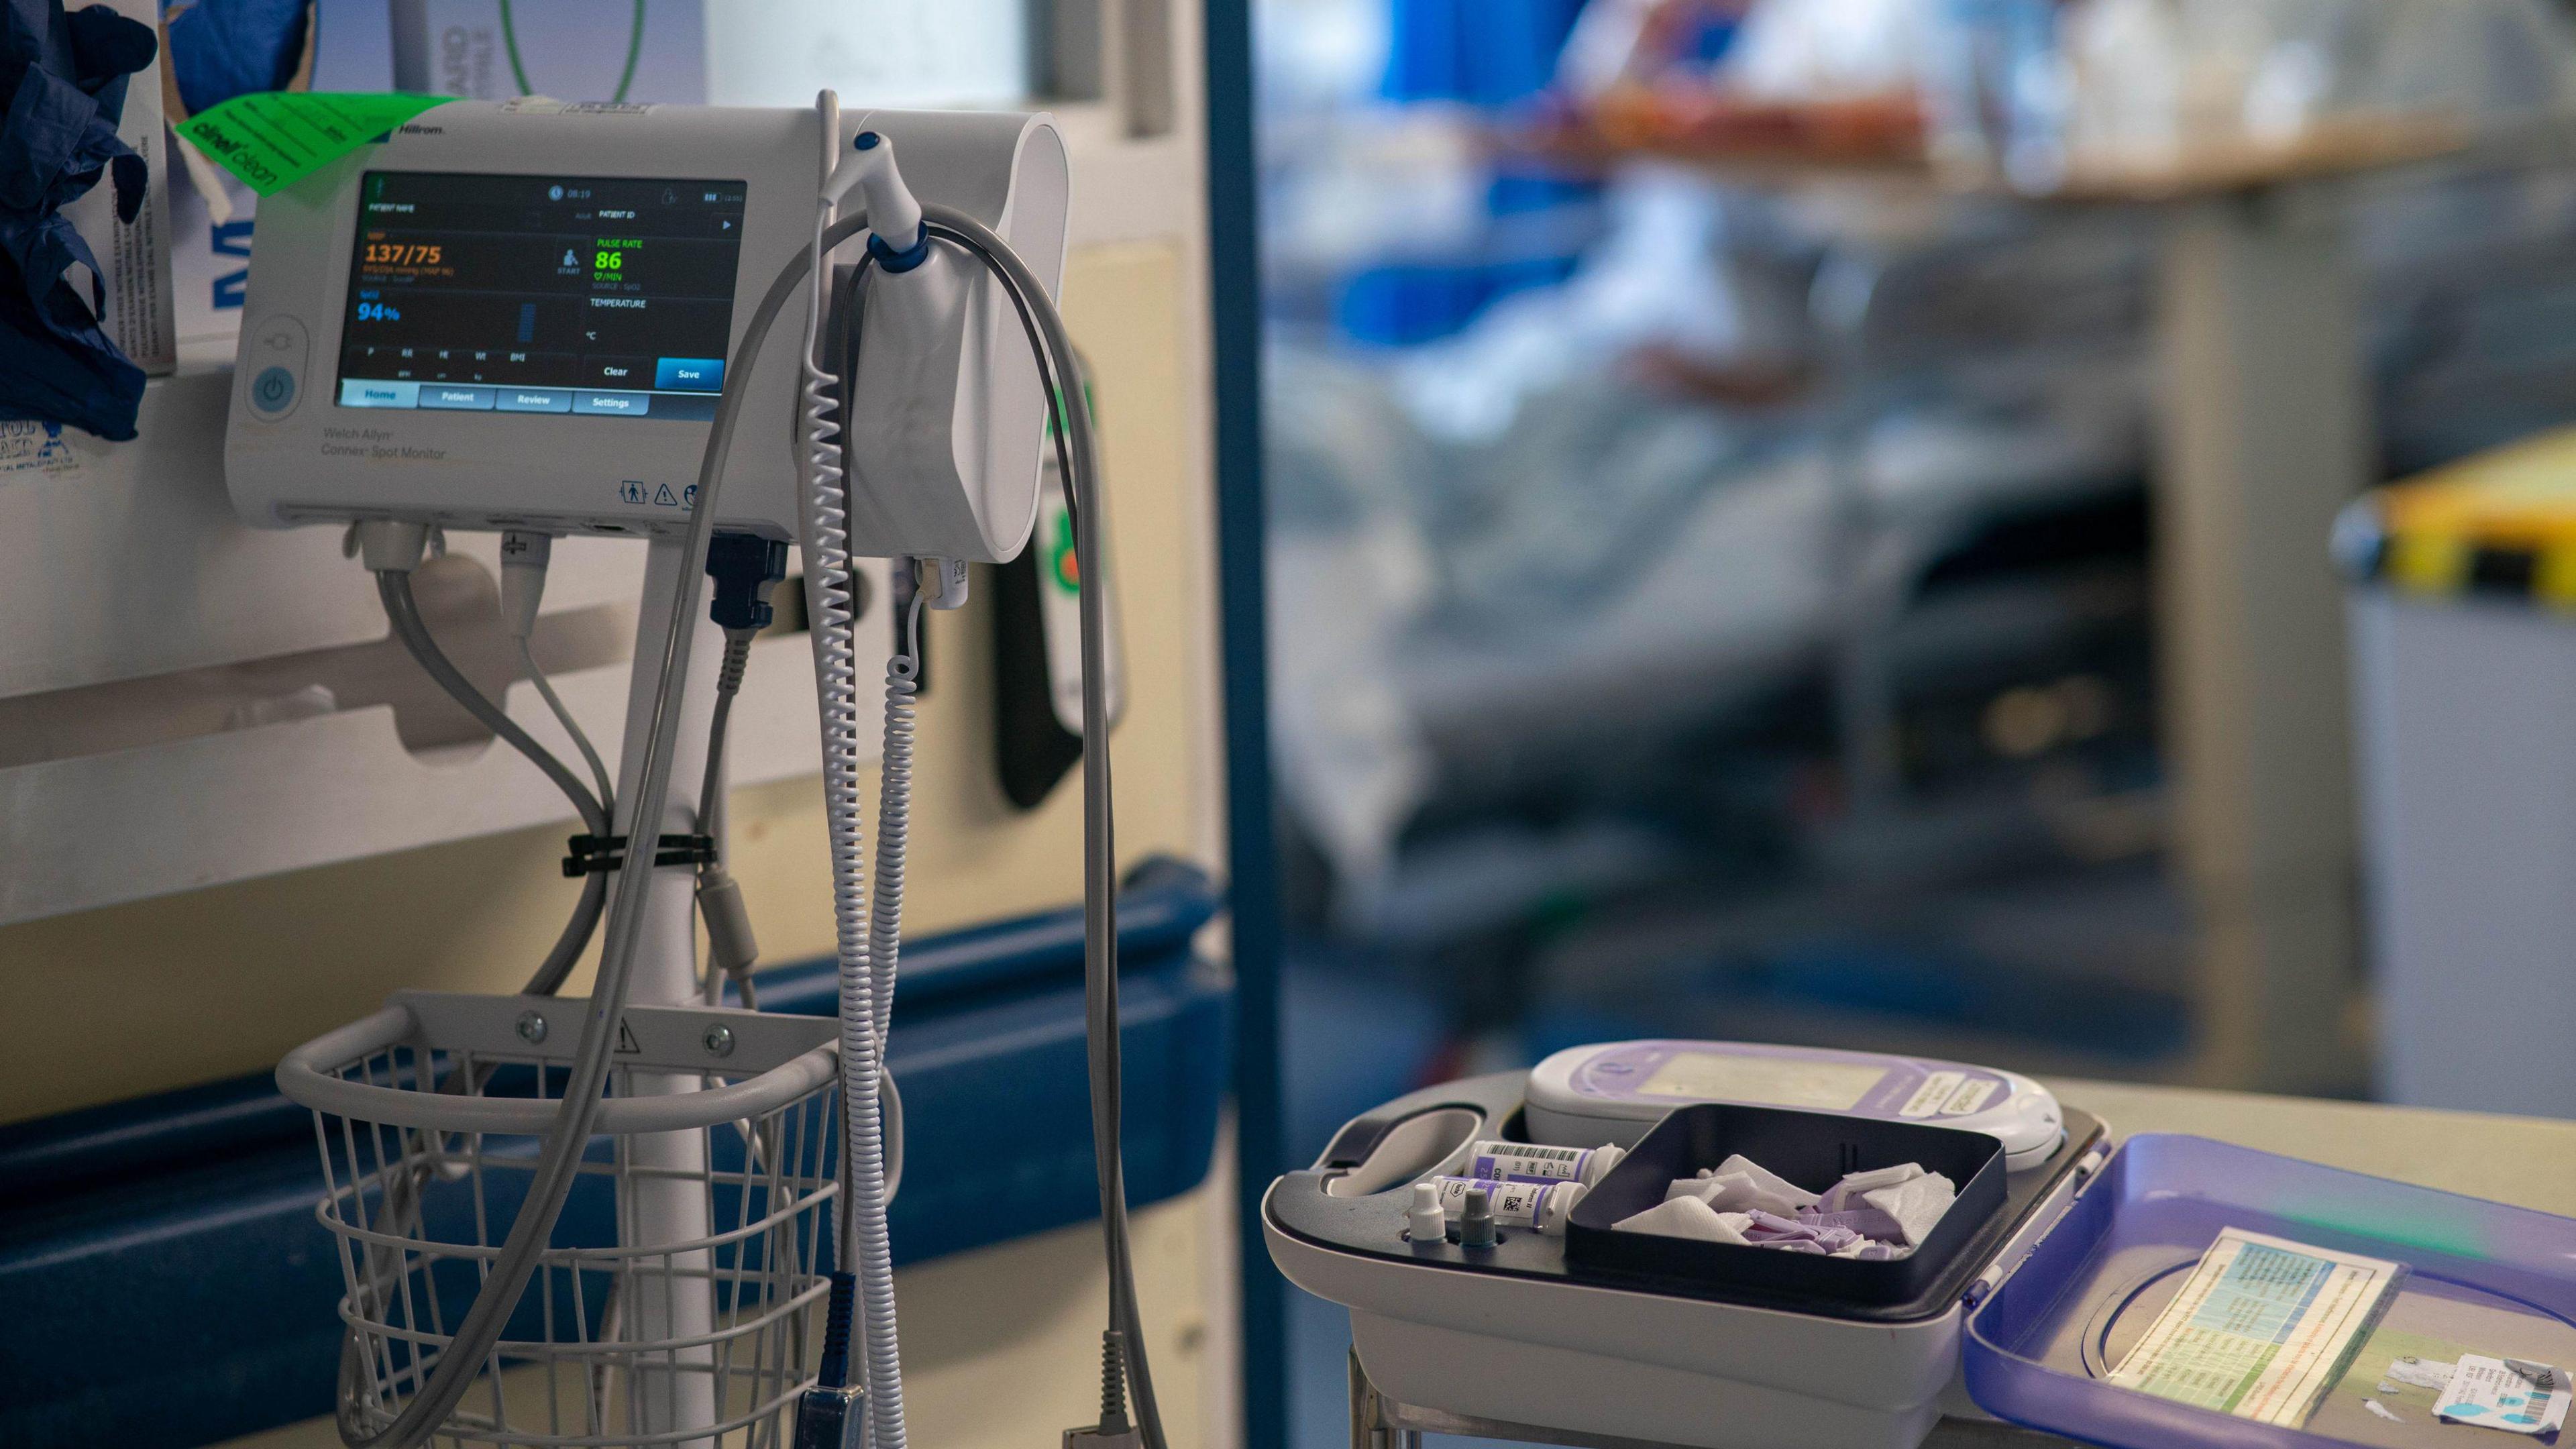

1564,1101,2009,1308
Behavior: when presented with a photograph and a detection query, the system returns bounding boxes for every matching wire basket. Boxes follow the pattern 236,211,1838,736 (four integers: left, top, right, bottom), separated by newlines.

277,990,851,1448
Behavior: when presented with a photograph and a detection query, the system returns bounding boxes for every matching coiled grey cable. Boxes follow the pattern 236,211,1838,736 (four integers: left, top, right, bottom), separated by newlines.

793,176,910,1449
869,588,929,1049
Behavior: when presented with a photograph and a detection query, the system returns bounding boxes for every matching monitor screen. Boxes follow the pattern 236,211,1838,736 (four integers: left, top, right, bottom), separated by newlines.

334,171,747,422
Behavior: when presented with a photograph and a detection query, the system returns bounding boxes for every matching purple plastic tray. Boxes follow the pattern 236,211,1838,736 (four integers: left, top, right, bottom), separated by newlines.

1966,1133,2576,1448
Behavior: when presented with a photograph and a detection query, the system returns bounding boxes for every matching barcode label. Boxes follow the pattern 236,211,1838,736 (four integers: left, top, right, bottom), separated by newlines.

1434,1176,1552,1223
1941,1079,1998,1116
1901,1071,1964,1118
1470,1142,1593,1183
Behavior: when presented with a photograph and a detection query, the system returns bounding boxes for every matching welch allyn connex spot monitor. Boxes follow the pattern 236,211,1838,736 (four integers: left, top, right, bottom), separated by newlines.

225,101,1066,548
1524,1039,2065,1171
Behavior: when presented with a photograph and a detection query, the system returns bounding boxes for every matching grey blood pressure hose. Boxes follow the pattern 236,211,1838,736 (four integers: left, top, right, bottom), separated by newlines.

376,570,611,995
334,572,619,1435
341,213,830,1449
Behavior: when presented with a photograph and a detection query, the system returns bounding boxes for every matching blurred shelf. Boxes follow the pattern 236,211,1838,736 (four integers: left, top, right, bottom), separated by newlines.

2041,117,2475,202
1510,93,1932,185
1511,105,2497,204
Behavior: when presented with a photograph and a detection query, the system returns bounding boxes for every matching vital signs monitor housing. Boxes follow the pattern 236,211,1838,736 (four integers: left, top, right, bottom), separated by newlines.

224,101,1068,546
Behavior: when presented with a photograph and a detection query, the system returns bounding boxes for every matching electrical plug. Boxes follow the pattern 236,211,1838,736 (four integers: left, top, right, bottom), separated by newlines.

499,529,552,641
924,555,971,611
706,531,790,632
791,1385,865,1449
347,518,439,574
697,867,759,987
794,1272,866,1449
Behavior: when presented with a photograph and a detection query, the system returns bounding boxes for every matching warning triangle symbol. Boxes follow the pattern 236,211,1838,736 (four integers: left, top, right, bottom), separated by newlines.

654,483,678,506
616,1016,641,1054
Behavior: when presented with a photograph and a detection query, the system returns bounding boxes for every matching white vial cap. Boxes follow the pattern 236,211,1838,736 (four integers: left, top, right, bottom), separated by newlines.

1534,1181,1586,1236
1581,1144,1627,1189
1408,1181,1446,1242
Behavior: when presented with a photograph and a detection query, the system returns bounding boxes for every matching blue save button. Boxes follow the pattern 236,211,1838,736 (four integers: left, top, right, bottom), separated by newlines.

655,357,724,392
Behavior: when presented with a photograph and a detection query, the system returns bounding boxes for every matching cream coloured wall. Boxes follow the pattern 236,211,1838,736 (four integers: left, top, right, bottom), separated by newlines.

5,238,1238,1449
0,239,1216,1125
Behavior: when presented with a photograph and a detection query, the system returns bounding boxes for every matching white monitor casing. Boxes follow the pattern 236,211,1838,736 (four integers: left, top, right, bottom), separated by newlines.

223,101,1069,553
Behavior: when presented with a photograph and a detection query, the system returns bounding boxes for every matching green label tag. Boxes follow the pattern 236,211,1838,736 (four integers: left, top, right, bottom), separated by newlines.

178,92,449,196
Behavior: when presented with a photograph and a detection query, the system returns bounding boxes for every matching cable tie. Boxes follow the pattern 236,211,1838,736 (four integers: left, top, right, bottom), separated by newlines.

561,832,718,877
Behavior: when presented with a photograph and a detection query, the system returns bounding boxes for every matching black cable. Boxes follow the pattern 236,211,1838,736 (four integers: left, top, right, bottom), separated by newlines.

833,222,1154,1442
912,221,1161,1449
802,208,1153,1445
698,629,755,845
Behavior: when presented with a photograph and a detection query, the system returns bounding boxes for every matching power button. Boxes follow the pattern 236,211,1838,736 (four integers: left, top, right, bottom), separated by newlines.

246,315,309,419
253,367,296,411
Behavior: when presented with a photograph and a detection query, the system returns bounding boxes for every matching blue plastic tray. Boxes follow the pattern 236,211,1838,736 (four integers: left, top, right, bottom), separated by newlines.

1967,1133,2576,1448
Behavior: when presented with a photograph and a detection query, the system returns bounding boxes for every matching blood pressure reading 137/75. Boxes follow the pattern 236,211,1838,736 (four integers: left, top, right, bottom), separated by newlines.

333,170,746,421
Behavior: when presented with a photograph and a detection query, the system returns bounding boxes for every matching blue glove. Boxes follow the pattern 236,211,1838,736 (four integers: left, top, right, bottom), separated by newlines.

164,0,310,117
0,0,158,441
